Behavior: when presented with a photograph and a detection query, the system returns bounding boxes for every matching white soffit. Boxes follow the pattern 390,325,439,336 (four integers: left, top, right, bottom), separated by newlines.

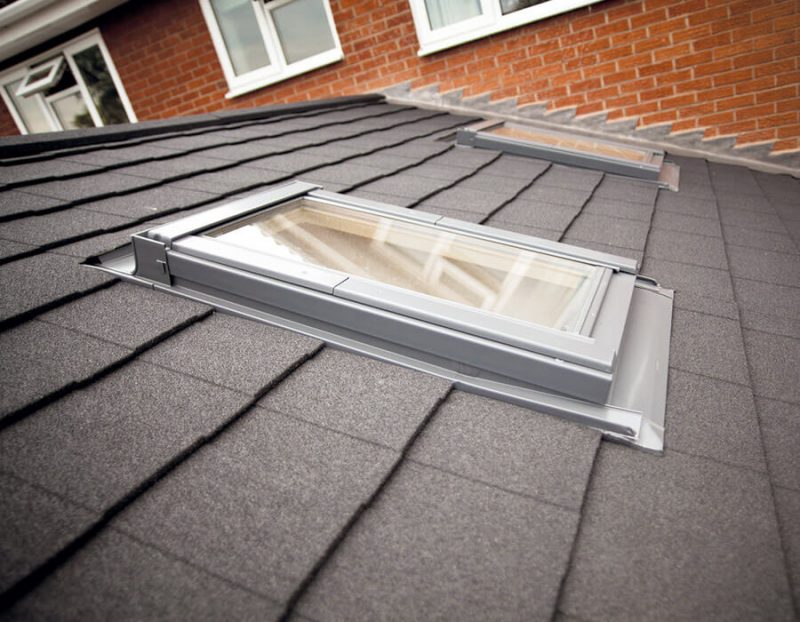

0,0,129,62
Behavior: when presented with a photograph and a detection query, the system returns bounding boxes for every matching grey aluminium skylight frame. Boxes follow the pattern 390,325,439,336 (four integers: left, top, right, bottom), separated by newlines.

457,120,679,188
91,180,673,452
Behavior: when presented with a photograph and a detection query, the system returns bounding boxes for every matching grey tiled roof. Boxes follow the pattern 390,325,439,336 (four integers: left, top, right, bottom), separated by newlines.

0,96,798,620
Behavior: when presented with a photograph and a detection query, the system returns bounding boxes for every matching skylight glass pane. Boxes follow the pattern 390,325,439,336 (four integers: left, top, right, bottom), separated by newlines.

271,0,336,65
210,0,271,76
208,198,603,333
489,124,651,162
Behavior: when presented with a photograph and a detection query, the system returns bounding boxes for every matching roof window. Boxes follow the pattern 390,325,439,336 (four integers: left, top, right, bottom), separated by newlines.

15,57,65,97
457,120,680,189
92,181,673,452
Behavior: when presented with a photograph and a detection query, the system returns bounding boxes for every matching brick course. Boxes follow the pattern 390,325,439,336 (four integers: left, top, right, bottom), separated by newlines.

2,0,798,153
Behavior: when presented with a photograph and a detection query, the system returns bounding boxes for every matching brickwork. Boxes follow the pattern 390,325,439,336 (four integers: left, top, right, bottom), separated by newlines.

2,0,798,154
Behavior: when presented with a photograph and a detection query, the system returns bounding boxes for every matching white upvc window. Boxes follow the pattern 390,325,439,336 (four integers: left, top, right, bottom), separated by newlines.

409,0,606,55
0,30,137,135
199,0,343,99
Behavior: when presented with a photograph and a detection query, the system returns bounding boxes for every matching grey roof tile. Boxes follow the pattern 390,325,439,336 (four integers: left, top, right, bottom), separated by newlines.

0,319,129,418
301,163,382,187
260,348,450,450
245,152,335,173
560,443,794,622
0,472,98,594
476,152,548,177
743,330,800,404
145,133,232,151
115,406,396,603
63,144,176,164
346,152,419,171
517,184,593,207
481,219,562,240
733,277,800,319
0,159,99,187
52,224,147,259
773,486,800,609
409,391,600,509
169,166,274,194
24,173,154,202
0,190,66,218
740,309,800,340
641,257,734,300
79,184,214,219
715,191,773,212
672,291,739,320
0,253,112,323
727,245,800,288
757,398,800,491
0,208,131,247
723,224,797,254
454,172,532,195
775,201,800,223
719,206,787,233
651,208,723,237
562,239,643,264
114,155,226,180
422,185,509,213
592,176,659,204
669,309,750,385
358,174,450,200
0,360,251,511
533,164,603,189
664,369,765,471
415,203,488,223
7,528,282,620
141,313,321,396
296,461,579,622
646,229,728,269
40,282,210,349
0,237,36,260
344,189,417,208
563,213,650,250
403,162,478,182
200,142,285,162
490,198,579,230
655,193,718,219
582,197,654,222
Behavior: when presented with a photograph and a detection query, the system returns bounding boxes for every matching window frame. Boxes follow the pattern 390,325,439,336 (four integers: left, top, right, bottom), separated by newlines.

198,0,344,99
0,29,137,135
91,181,674,451
408,0,606,56
15,56,66,98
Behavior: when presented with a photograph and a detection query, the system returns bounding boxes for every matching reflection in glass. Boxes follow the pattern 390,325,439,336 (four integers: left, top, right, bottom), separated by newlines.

209,199,603,333
272,0,336,65
490,123,652,162
499,0,548,15
73,45,129,125
49,89,92,130
210,0,271,75
424,0,482,29
4,79,50,133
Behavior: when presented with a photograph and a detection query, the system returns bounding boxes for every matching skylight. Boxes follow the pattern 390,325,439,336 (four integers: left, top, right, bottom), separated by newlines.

457,120,680,189
91,181,673,452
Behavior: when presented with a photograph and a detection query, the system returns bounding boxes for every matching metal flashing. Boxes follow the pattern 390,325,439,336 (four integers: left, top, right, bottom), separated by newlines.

91,180,674,451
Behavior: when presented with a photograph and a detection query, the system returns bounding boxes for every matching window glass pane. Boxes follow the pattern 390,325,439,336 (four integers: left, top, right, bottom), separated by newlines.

424,0,482,29
210,0,271,75
3,79,51,133
72,45,129,125
489,124,652,162
270,0,336,65
209,199,603,333
49,89,92,130
499,0,548,15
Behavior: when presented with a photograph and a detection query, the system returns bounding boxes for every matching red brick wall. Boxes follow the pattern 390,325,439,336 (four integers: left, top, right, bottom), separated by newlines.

3,0,799,154
0,100,17,136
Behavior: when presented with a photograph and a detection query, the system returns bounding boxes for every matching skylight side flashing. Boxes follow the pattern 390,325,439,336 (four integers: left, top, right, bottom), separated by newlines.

92,181,673,452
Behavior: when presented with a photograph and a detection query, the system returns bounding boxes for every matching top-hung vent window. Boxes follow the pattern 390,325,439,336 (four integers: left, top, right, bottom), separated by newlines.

457,120,680,189
92,181,673,452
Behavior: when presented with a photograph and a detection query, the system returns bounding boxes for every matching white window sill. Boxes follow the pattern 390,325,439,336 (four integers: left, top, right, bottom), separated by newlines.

224,51,343,99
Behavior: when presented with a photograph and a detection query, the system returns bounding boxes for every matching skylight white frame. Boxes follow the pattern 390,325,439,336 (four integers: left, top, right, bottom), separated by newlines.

0,29,137,135
198,0,344,99
91,181,673,452
408,0,606,56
